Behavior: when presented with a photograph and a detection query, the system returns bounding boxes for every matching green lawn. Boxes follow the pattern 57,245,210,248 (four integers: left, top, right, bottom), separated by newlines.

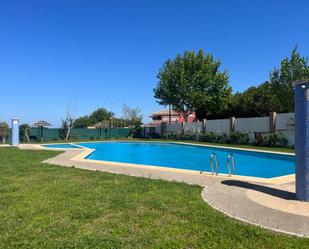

0,148,306,249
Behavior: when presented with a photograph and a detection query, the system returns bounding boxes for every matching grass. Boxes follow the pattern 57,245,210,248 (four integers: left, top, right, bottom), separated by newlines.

0,148,306,249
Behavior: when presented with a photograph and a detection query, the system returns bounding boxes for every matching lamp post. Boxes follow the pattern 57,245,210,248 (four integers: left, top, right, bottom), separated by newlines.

294,79,309,201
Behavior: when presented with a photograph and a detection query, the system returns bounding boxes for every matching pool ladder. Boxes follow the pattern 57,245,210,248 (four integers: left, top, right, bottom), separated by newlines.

201,152,236,176
210,152,219,175
227,153,236,176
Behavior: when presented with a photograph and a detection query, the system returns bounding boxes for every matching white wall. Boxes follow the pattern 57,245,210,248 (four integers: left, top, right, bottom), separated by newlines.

166,123,182,134
206,119,230,134
184,121,202,134
276,113,295,146
145,112,295,146
235,117,270,141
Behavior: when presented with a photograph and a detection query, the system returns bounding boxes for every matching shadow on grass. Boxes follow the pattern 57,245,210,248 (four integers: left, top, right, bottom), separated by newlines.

221,180,296,200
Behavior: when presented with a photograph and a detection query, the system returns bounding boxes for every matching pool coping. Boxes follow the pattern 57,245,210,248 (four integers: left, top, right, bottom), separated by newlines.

39,141,295,184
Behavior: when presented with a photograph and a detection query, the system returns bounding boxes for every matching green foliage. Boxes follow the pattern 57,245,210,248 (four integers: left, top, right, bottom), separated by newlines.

270,46,309,113
228,82,280,117
198,132,226,143
154,49,231,120
58,118,73,140
221,47,309,118
73,115,91,128
19,123,31,142
228,132,249,145
73,107,137,129
160,131,289,148
255,132,288,147
0,122,9,144
73,108,113,128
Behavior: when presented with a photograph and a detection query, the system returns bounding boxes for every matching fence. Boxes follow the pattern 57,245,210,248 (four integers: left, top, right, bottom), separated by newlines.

144,112,295,146
9,127,132,143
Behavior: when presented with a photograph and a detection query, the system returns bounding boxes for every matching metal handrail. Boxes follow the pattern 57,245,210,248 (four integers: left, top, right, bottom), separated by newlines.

227,153,236,176
210,152,219,175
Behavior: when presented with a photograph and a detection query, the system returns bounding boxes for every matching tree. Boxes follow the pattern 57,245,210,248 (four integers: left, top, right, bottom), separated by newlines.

154,49,231,121
73,108,113,128
59,109,75,141
270,46,309,113
73,116,91,128
88,108,113,125
221,47,309,118
228,82,281,117
19,123,31,143
122,104,143,127
0,122,9,144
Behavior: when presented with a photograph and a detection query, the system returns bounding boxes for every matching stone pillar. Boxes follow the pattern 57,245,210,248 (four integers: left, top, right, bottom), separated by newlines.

11,118,19,146
230,117,235,133
294,79,309,201
269,112,277,133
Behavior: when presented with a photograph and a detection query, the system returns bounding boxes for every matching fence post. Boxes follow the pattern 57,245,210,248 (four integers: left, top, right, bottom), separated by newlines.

229,117,235,133
202,119,207,134
269,112,277,133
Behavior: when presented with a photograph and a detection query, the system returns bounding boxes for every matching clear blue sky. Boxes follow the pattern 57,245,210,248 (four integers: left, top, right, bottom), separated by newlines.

0,0,308,126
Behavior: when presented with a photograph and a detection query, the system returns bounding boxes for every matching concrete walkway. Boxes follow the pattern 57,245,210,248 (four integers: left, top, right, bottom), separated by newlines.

202,179,309,237
17,144,309,237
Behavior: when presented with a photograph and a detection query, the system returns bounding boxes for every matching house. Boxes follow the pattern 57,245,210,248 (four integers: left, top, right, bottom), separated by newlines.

149,110,179,124
148,109,196,125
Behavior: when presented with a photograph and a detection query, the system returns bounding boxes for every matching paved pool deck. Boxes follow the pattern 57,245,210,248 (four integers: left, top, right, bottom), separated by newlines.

16,144,309,237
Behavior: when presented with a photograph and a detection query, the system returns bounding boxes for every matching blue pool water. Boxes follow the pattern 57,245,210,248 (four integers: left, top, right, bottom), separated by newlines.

43,144,81,149
78,142,295,178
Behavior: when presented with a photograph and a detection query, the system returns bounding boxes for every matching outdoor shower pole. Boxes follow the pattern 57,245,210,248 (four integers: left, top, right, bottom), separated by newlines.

11,118,19,146
294,79,309,201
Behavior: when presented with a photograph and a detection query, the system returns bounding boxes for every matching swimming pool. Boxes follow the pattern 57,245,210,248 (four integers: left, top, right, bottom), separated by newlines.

76,142,294,178
43,143,81,149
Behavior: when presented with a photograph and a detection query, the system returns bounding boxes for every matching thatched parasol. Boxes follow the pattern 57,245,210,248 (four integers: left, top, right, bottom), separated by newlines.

33,120,51,142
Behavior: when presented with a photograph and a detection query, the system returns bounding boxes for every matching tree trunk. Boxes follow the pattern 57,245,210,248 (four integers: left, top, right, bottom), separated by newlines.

65,127,71,141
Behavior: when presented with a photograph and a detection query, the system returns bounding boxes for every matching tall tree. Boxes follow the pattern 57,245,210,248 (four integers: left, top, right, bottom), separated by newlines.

154,49,231,121
270,46,309,112
230,82,281,117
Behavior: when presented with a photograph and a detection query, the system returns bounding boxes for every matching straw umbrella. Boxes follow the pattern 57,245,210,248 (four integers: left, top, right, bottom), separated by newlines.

33,120,51,142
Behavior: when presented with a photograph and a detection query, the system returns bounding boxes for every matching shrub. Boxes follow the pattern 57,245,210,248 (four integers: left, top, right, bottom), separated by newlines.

198,132,225,143
0,122,9,144
260,132,288,147
229,132,249,145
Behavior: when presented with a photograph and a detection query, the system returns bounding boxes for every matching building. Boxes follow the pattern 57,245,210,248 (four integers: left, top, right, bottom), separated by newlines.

147,109,196,125
149,110,179,124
